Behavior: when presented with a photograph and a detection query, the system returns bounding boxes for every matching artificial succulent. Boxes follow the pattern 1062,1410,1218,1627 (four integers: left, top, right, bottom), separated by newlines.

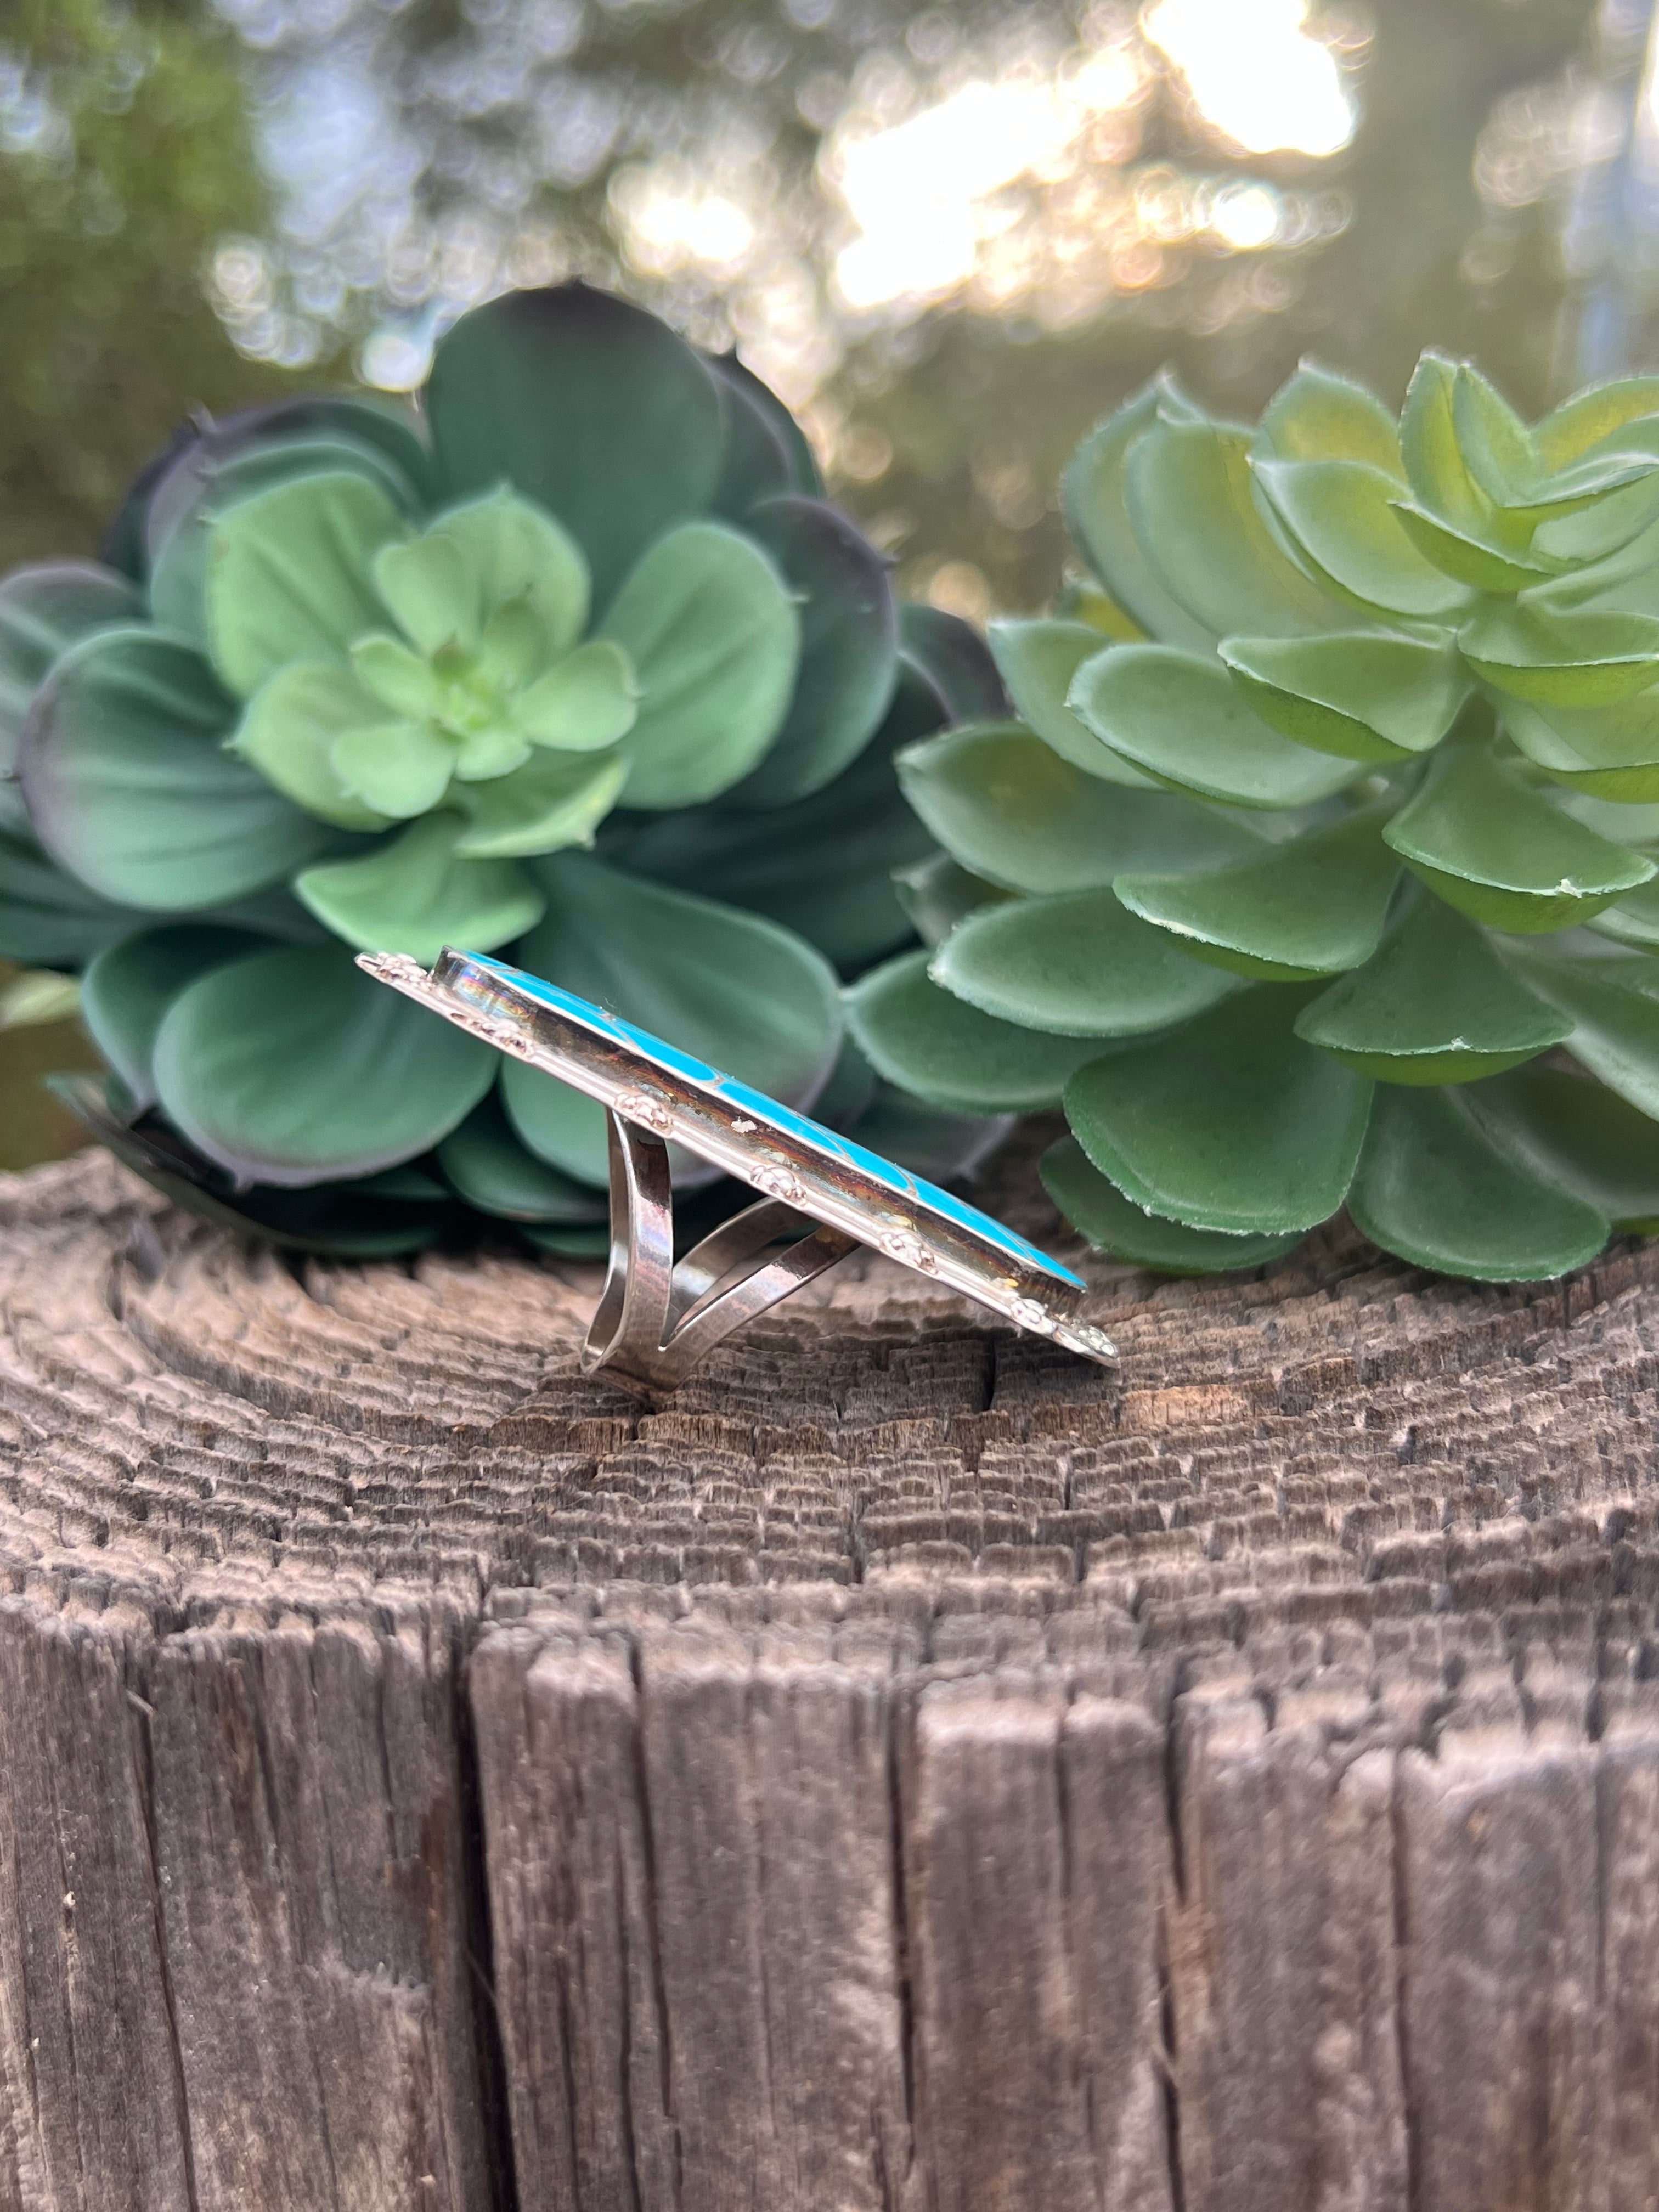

0,282,1006,1254
853,353,1659,1282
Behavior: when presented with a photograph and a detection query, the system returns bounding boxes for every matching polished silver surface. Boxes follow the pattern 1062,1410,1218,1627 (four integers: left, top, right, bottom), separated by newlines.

359,946,1119,1383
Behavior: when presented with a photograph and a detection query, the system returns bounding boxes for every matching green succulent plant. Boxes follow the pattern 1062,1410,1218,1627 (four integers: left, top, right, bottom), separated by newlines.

1,283,1009,1254
853,353,1659,1283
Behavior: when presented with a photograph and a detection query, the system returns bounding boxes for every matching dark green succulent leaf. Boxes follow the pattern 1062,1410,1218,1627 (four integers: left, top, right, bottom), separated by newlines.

600,520,799,808
1061,382,1215,650
986,618,1155,783
1042,1135,1302,1273
837,1084,1009,1186
229,663,398,831
726,496,897,806
897,721,1266,891
23,628,335,910
898,604,1011,723
1467,1063,1659,1229
1294,889,1571,1081
1255,361,1404,475
451,748,628,860
437,1089,610,1223
1587,877,1659,948
0,828,149,967
1065,986,1373,1234
81,923,269,1110
1348,1081,1607,1282
0,563,143,833
429,489,592,661
1460,603,1659,707
893,851,1011,946
1115,804,1401,981
295,810,544,962
205,472,408,699
1221,632,1469,763
1382,740,1654,930
1500,943,1659,1118
708,351,823,507
503,854,842,1185
427,283,724,612
1124,414,1345,638
846,948,1118,1113
1389,502,1555,591
1534,377,1659,471
932,887,1239,1034
152,941,495,1185
1069,646,1365,809
518,1222,613,1259
1251,460,1474,622
1502,691,1659,800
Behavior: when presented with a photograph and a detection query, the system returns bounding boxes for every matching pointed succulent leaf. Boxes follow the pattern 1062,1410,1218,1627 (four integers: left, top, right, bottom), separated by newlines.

1531,470,1659,569
1255,361,1404,476
436,1090,610,1223
600,520,799,809
295,809,544,962
426,284,723,612
502,854,842,1185
81,923,268,1110
725,496,898,806
0,829,148,968
899,605,1011,723
1251,460,1474,622
1115,804,1402,981
435,488,592,662
1063,985,1375,1235
205,472,408,698
846,949,1117,1113
1389,502,1555,591
931,888,1239,1035
986,618,1155,783
1062,383,1215,649
1459,602,1659,707
22,628,335,910
1069,645,1365,809
331,717,456,820
1383,742,1654,930
230,664,398,831
451,748,628,859
708,352,823,509
1124,415,1345,637
1348,1081,1607,1281
897,722,1265,891
893,851,1011,946
1451,362,1538,505
1500,944,1659,1119
1400,353,1502,537
1502,692,1659,801
1221,633,1469,762
1534,377,1659,470
0,563,142,831
1294,890,1571,1082
371,531,477,656
1467,1063,1659,1230
350,634,440,720
152,941,495,1185
1587,877,1659,948
1042,1135,1302,1274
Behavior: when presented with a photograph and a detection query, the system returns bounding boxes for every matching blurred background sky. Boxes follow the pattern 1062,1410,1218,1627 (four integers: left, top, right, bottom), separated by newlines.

7,0,1659,1157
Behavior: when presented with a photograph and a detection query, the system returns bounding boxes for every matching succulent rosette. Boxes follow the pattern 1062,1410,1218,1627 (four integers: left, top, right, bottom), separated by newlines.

0,284,1004,1254
855,353,1659,1282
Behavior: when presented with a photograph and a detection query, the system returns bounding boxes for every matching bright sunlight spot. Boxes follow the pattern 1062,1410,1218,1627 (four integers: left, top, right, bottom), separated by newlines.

1142,0,1356,158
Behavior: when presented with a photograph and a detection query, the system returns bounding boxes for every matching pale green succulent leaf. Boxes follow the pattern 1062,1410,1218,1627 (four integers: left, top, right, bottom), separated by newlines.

1115,804,1402,981
81,923,270,1109
1124,415,1346,638
601,520,800,809
1251,459,1474,622
436,488,591,660
332,717,456,820
1459,602,1659,707
372,531,477,657
22,627,334,910
1502,944,1659,1118
512,638,639,751
436,1091,610,1223
1400,352,1501,538
350,633,441,720
477,597,549,691
1064,986,1374,1235
847,947,1116,1113
1502,692,1659,800
1294,890,1571,1082
986,618,1155,783
1534,378,1659,471
1221,632,1469,761
451,748,628,858
1041,1136,1302,1274
1466,1063,1659,1229
1451,362,1539,505
1389,501,1555,591
1069,645,1366,809
503,854,842,1185
451,726,533,783
1254,360,1404,477
892,851,1011,946
931,887,1239,1035
230,663,399,831
206,472,407,698
1060,382,1215,650
1383,741,1655,930
1587,876,1659,947
151,941,495,1185
1055,573,1146,641
896,721,1265,891
295,809,544,962
1348,1082,1607,1281
0,970,81,1029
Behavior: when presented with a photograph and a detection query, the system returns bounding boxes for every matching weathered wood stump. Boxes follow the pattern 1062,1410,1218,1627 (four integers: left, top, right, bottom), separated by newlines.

3,1132,1658,2211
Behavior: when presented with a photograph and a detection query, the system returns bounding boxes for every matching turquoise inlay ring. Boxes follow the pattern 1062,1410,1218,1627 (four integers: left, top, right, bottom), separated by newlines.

359,948,1118,1390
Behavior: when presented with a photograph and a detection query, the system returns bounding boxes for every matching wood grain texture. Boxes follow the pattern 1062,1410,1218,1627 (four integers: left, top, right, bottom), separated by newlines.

4,1137,1659,2209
